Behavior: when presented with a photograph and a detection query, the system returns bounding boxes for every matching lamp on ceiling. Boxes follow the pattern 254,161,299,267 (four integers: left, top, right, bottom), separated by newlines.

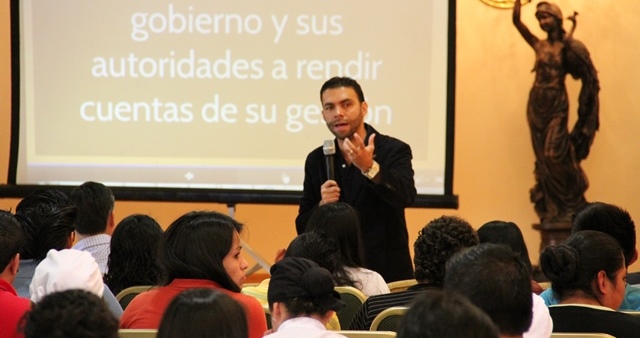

479,0,532,9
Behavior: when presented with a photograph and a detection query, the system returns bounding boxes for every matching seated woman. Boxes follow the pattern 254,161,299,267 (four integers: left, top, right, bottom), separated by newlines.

242,231,344,330
478,220,553,338
120,211,267,338
103,214,164,295
303,202,389,296
541,230,640,337
478,220,543,293
157,288,248,338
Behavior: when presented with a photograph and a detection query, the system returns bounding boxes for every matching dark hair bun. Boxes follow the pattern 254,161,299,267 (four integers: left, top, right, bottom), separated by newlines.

540,245,580,284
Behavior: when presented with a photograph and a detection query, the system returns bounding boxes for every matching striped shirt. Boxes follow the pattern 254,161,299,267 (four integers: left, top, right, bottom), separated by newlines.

349,282,438,330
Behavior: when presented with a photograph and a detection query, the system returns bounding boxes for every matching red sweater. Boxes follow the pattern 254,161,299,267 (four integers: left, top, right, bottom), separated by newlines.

120,279,267,338
0,278,31,338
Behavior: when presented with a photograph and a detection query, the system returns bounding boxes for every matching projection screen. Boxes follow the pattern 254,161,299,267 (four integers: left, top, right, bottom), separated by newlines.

6,0,458,207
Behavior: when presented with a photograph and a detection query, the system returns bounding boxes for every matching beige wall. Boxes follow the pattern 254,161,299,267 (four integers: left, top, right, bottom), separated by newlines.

1,1,640,273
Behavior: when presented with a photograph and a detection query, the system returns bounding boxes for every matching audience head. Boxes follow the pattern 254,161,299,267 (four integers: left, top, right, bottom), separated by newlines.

157,211,247,292
320,76,365,103
445,243,533,337
15,189,76,261
478,220,533,274
397,289,500,338
29,249,104,303
69,181,115,236
157,288,248,338
540,230,626,310
284,231,340,275
413,215,478,286
572,201,637,267
0,210,24,281
104,214,163,294
268,257,344,330
303,202,365,267
21,289,118,338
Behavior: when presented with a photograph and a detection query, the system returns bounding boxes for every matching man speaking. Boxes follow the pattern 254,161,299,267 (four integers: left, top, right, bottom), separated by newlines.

295,76,416,282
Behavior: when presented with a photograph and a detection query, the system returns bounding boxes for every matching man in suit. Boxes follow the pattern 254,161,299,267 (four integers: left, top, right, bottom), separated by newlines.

296,76,417,283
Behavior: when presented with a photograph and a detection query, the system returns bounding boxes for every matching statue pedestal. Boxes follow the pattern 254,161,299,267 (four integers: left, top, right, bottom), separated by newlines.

533,220,572,255
532,221,572,282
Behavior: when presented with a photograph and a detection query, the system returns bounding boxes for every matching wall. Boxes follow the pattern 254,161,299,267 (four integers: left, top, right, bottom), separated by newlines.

1,1,640,272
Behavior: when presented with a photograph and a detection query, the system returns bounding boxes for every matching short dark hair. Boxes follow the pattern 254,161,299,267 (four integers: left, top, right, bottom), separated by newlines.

157,288,248,338
478,220,533,274
397,289,499,338
157,211,243,292
413,215,478,286
104,214,164,295
320,76,365,103
0,210,24,270
15,189,76,260
445,243,533,336
540,230,624,301
70,181,114,235
20,289,118,338
572,202,636,267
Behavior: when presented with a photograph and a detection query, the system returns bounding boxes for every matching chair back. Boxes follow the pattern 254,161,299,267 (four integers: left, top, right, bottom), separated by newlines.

115,285,154,310
118,329,157,338
369,306,407,332
386,279,418,293
550,334,615,338
335,331,396,338
334,286,367,329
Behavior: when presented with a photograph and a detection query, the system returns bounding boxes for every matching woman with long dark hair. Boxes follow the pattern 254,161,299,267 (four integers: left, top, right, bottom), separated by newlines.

304,202,389,296
120,211,267,338
103,214,163,295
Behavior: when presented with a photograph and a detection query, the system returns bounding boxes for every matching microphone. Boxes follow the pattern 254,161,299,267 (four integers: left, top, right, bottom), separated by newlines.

323,140,336,180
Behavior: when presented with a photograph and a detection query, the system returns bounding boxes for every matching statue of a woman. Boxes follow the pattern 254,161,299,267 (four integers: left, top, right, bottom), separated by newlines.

513,1,600,224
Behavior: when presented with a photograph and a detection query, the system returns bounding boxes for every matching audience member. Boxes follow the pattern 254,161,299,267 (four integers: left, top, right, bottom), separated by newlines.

540,201,640,310
445,243,533,338
29,249,104,303
157,288,248,338
477,220,553,337
28,248,122,319
20,289,118,338
70,181,116,274
13,189,76,297
478,220,542,293
350,215,478,330
104,214,163,295
540,230,640,337
120,211,267,338
242,231,343,329
266,257,346,337
0,210,31,338
397,289,499,338
303,202,389,296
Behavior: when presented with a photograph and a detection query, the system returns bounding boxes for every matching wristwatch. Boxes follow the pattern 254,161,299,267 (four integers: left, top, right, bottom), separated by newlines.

362,161,380,180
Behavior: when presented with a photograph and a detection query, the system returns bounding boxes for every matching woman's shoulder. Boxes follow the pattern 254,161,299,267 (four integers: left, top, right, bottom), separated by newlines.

345,267,390,296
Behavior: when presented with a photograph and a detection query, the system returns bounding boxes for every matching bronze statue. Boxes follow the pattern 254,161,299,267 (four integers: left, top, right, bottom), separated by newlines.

513,1,600,225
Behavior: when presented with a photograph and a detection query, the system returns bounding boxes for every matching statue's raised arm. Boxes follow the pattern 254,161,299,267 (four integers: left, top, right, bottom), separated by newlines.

513,0,537,48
